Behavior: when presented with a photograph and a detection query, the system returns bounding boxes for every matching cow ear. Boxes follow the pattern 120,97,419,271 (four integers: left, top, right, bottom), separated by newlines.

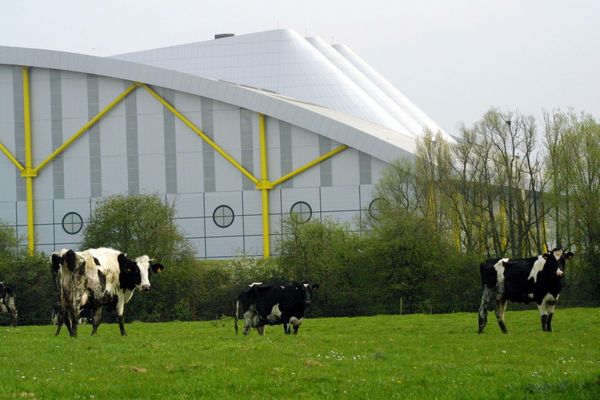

151,263,165,273
564,252,574,260
51,253,62,273
542,253,549,260
64,249,78,271
312,284,319,290
118,253,132,272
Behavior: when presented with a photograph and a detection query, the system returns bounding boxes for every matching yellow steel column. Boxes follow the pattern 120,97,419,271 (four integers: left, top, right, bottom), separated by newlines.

21,66,35,255
257,114,271,258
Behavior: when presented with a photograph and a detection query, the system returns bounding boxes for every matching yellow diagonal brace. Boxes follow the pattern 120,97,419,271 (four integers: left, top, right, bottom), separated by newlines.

0,142,24,172
142,84,259,185
258,114,270,258
33,83,139,175
271,145,348,188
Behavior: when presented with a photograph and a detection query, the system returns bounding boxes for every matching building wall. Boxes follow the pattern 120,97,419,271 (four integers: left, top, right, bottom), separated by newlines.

0,65,389,258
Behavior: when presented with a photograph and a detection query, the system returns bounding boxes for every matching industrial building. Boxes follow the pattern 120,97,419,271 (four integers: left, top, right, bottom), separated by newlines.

0,29,448,258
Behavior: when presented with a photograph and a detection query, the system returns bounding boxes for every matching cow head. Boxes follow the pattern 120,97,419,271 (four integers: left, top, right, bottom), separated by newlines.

301,282,319,306
544,248,575,278
118,254,164,292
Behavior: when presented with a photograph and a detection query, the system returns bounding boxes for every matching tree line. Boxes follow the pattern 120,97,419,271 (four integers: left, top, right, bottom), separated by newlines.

0,108,598,326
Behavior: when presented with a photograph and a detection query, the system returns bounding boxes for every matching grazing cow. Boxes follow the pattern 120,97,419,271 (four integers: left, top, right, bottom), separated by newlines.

478,248,574,333
235,282,319,335
79,247,165,336
50,249,95,337
0,281,18,326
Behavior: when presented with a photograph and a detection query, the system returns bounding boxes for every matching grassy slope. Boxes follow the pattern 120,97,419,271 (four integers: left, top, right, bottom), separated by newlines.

0,308,598,399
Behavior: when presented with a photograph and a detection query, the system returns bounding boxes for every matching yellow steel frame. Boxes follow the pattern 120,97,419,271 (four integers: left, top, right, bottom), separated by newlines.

0,71,348,257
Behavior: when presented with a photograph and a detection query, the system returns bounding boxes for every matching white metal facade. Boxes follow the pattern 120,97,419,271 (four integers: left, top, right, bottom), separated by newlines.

0,43,420,258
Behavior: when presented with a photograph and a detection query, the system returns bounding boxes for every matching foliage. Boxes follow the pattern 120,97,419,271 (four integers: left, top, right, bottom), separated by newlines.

0,252,55,326
81,194,195,263
0,310,599,399
0,222,21,258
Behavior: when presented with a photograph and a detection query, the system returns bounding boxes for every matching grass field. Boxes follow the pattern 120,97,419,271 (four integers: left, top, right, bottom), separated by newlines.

0,307,598,399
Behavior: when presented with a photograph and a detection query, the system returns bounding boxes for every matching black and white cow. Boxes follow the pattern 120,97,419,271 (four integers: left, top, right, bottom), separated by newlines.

79,247,165,336
0,281,18,326
478,248,574,333
50,248,95,337
235,282,319,335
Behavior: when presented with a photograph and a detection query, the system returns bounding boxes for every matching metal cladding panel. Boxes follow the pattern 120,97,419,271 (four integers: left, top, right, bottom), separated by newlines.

169,193,205,218
206,236,244,258
139,154,166,194
242,236,263,257
204,191,243,237
320,186,360,214
213,101,243,191
242,190,261,214
0,166,17,202
188,238,206,258
63,154,92,199
52,198,90,247
98,77,127,117
176,217,204,238
0,201,15,224
265,116,281,182
177,153,203,193
61,71,87,120
372,157,388,184
281,187,320,215
359,184,376,209
214,154,243,192
331,147,359,186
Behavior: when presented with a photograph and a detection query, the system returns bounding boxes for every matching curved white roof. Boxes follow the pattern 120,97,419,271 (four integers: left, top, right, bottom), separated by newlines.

113,29,451,142
0,46,415,163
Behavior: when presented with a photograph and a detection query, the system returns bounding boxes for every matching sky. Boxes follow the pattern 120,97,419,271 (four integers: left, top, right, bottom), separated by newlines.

1,0,598,135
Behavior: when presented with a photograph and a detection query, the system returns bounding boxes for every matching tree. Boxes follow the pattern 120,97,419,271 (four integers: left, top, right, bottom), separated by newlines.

81,194,194,262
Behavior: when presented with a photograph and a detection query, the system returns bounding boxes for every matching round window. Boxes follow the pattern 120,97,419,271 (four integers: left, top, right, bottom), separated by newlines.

290,201,312,224
213,205,235,228
368,198,388,220
62,212,83,235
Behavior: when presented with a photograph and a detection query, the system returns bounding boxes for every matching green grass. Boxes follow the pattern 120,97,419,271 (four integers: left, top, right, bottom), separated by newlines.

1,308,599,399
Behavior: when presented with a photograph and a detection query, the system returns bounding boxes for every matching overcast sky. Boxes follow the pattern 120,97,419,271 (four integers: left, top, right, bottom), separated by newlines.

1,0,598,135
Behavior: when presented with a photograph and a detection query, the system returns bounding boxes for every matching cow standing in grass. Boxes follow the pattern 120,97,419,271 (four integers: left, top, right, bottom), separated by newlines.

79,247,165,336
478,248,574,333
235,282,319,335
0,281,18,326
50,249,96,337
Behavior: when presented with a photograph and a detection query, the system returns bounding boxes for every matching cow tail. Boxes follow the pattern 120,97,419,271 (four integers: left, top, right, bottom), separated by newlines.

234,300,239,335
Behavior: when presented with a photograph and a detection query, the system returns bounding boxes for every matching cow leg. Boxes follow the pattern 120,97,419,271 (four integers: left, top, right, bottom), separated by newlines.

91,307,103,336
283,323,290,334
478,287,496,333
546,300,557,332
65,307,78,337
256,325,266,336
116,297,127,336
289,316,302,335
54,308,64,335
117,314,127,336
495,299,508,334
537,299,549,332
242,309,254,335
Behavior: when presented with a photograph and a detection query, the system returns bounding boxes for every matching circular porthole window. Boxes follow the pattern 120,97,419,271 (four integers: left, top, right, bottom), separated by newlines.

62,212,83,235
290,201,312,224
213,205,235,228
368,198,388,221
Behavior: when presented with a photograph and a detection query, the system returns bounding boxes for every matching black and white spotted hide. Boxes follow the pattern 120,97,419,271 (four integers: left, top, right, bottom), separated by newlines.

49,249,91,337
0,282,18,327
235,282,319,336
478,248,574,334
